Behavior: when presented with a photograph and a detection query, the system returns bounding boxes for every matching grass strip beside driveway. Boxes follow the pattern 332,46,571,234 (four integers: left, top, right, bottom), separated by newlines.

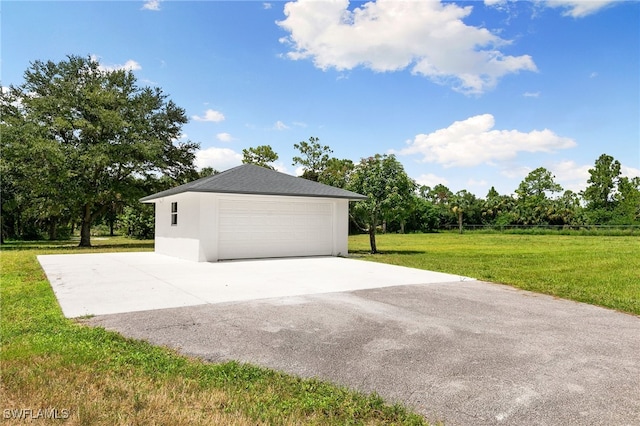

0,242,427,426
350,233,640,316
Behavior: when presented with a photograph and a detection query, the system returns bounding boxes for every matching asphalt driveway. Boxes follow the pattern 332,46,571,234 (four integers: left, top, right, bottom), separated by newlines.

40,253,640,425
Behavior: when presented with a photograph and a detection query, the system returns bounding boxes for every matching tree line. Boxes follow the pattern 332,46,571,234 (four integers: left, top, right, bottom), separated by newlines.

247,140,639,252
2,56,638,250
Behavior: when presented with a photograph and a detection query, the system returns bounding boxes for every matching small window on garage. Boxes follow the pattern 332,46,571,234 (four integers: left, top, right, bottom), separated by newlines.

171,202,178,226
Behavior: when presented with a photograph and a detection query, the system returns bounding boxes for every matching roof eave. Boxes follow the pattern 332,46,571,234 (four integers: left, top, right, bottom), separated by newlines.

140,189,367,203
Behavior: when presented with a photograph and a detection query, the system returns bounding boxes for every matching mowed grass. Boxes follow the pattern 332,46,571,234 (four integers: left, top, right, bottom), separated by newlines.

1,238,426,425
349,232,640,316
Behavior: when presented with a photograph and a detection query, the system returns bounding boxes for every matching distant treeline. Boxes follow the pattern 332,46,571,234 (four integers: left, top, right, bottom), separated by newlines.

382,153,639,234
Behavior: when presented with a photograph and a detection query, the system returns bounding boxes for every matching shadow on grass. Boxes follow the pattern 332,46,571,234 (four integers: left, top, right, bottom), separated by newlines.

349,249,425,256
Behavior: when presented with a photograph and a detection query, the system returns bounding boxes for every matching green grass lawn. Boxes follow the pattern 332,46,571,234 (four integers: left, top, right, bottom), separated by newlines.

2,232,638,424
349,232,640,316
1,238,426,425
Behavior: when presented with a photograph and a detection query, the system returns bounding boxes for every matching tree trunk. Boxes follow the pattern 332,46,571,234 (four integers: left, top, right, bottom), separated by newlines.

79,204,92,247
108,202,117,236
458,211,463,234
48,217,58,241
368,226,377,254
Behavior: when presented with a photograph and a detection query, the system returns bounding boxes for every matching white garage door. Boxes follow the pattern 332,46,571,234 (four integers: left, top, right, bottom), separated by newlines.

218,198,334,260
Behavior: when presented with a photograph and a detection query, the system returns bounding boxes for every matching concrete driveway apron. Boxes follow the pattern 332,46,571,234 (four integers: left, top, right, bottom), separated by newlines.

38,252,467,317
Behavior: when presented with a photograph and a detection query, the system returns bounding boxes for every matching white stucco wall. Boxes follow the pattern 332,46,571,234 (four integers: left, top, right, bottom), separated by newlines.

333,199,349,257
153,192,203,262
198,194,219,262
148,192,352,262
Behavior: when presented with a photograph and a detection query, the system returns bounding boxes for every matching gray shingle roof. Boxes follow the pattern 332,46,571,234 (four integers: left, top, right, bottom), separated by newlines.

140,164,367,202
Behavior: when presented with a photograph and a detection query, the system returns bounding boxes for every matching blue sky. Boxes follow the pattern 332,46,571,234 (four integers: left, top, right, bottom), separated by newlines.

3,0,639,197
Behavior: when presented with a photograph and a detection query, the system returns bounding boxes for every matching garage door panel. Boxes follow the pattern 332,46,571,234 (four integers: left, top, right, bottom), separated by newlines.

218,198,333,260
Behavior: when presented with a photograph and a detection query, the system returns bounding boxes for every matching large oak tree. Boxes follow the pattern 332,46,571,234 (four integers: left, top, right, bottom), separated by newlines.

1,55,198,246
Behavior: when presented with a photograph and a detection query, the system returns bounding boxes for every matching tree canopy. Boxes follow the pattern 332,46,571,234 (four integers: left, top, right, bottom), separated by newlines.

292,136,333,182
514,167,564,225
241,145,279,170
582,153,622,210
0,55,198,246
515,167,563,199
318,158,354,188
347,154,416,253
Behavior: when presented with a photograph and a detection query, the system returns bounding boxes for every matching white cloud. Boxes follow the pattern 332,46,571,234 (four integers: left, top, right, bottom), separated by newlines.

483,0,515,15
396,114,576,168
294,166,305,177
273,120,289,130
549,161,640,194
488,0,618,18
551,160,590,182
415,173,449,188
468,178,489,187
92,55,142,72
500,165,532,180
195,147,242,171
622,165,640,179
263,2,272,10
523,91,540,98
192,109,225,123
277,0,536,95
549,160,591,193
1,86,24,108
273,162,293,174
142,0,161,11
120,60,142,71
216,132,234,142
543,0,617,18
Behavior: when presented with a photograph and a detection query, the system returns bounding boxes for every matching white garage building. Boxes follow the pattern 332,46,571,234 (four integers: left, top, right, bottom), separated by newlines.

140,164,366,262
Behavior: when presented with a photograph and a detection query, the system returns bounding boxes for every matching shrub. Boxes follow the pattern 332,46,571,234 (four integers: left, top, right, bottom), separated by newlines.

119,204,155,239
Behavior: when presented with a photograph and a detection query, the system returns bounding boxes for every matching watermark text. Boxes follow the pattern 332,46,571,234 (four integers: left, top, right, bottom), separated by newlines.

3,408,70,420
